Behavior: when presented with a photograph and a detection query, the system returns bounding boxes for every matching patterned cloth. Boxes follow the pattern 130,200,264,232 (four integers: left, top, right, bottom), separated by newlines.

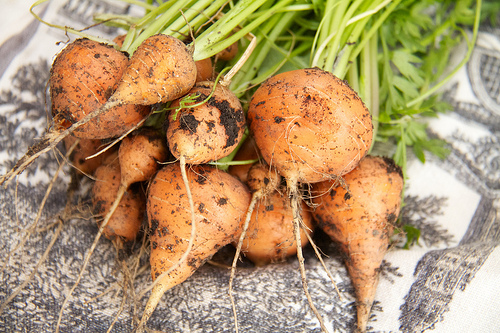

0,1,499,332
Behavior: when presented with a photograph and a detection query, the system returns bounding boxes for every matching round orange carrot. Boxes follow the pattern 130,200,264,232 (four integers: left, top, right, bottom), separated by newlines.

108,34,197,107
50,38,150,139
92,155,146,242
195,58,213,82
248,67,373,184
216,40,239,61
240,188,315,266
228,136,260,183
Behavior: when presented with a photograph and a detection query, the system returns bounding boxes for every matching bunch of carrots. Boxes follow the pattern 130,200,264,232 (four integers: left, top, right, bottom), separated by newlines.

1,0,496,332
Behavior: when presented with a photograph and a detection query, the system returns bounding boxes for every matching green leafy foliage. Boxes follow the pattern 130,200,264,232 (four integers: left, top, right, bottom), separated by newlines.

401,224,421,249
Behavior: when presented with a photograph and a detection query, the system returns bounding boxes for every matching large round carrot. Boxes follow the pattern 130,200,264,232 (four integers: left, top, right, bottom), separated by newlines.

50,38,150,139
138,163,251,332
311,155,404,333
247,67,373,184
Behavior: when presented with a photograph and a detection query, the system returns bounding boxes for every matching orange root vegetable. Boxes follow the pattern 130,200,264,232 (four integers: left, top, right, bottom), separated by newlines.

240,189,315,266
311,156,404,333
50,38,151,139
248,67,373,184
216,40,239,61
95,127,168,243
63,135,117,176
166,80,246,164
92,156,146,242
117,127,169,187
228,162,281,332
138,163,251,331
195,58,213,82
113,34,126,47
105,34,197,108
228,135,260,183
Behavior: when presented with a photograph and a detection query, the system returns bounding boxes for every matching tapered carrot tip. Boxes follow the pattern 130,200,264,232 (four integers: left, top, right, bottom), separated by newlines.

346,249,384,333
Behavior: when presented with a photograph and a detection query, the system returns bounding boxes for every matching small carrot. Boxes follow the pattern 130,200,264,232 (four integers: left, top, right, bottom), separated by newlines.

165,80,246,165
50,38,151,140
62,135,117,177
311,155,404,333
216,40,239,61
105,34,197,108
239,186,315,266
138,163,251,332
227,135,260,183
91,154,146,243
195,57,214,82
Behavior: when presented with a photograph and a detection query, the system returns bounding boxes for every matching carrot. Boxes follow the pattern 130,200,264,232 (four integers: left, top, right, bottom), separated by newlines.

248,67,373,184
195,57,214,82
227,135,260,183
117,127,169,187
92,127,168,246
50,38,151,140
105,34,197,107
113,34,126,47
91,154,146,242
247,67,373,331
216,40,239,61
311,155,404,333
240,187,315,266
227,161,281,332
63,135,117,177
166,80,246,165
138,162,251,332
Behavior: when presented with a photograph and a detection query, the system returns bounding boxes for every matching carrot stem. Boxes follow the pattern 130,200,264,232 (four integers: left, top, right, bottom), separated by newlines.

192,0,295,61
